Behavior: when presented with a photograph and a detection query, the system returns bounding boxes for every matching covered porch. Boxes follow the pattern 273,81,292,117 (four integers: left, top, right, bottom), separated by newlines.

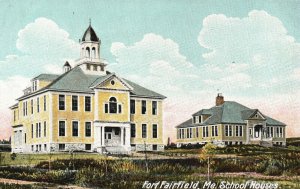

93,122,131,154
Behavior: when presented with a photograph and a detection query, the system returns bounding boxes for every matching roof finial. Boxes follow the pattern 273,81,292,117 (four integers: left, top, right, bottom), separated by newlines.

89,18,91,26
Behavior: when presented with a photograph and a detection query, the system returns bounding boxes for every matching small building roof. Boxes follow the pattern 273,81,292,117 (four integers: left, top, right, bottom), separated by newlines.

176,101,285,128
32,74,60,82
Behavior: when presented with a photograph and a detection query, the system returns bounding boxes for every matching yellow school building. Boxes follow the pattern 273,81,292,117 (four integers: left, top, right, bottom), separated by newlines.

10,24,166,154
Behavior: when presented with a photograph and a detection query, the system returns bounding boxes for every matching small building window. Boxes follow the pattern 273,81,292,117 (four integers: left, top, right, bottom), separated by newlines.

72,96,78,111
141,100,146,114
85,96,91,111
131,124,136,138
31,99,33,114
130,100,135,114
152,124,158,138
86,47,90,58
152,101,157,115
100,65,104,71
59,121,66,136
72,121,79,137
85,122,91,137
110,80,115,85
142,124,147,138
92,47,96,58
59,95,65,110
31,124,34,138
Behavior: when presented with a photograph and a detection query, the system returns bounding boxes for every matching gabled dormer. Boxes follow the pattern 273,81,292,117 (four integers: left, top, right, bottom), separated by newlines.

249,110,266,120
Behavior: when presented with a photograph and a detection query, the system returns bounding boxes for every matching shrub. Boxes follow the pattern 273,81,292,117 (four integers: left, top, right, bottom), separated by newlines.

264,165,282,176
10,153,17,160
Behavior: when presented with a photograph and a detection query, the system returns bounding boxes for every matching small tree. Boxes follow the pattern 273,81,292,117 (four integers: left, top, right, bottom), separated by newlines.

199,143,217,181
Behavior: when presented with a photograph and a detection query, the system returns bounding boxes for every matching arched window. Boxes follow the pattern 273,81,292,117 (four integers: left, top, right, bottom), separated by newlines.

109,97,117,113
92,47,96,58
86,47,90,58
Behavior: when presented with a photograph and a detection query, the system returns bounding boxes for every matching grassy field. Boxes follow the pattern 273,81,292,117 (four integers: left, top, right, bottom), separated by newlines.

0,152,110,166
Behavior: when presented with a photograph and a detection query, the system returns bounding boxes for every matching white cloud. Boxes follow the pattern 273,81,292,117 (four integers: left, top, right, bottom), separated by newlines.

0,17,80,79
0,76,30,140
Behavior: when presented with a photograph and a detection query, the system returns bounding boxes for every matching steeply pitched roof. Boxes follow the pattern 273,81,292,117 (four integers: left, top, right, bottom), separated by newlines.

32,74,60,81
176,101,285,128
82,25,99,42
18,66,166,100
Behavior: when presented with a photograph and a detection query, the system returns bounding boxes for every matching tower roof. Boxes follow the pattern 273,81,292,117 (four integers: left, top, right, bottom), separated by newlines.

64,61,71,67
82,25,99,42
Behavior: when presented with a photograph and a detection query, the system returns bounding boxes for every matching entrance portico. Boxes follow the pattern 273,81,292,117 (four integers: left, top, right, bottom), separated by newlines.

94,121,131,154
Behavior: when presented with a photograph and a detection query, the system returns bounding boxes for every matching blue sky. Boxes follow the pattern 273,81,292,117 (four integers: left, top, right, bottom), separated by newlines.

0,0,299,139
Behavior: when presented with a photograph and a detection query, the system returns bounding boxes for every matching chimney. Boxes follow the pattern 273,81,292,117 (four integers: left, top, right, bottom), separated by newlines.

216,93,224,106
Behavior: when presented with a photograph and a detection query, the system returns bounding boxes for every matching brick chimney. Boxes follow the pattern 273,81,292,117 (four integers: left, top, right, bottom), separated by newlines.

216,93,224,106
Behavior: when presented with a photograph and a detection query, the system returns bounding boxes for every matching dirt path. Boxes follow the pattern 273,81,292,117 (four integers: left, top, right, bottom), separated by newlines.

0,178,89,189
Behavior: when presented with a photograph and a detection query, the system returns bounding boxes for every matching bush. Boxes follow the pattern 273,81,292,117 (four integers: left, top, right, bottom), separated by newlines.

264,165,282,176
10,153,17,160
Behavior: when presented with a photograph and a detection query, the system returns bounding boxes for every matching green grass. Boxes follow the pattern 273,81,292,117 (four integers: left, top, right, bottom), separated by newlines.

0,152,108,166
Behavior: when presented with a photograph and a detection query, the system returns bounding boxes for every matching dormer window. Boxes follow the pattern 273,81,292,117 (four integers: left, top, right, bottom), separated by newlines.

199,116,202,123
32,80,38,92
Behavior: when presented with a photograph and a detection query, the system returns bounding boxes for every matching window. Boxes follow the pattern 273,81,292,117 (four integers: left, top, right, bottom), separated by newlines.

142,124,147,138
181,129,185,138
59,121,66,136
249,128,252,136
38,122,41,138
270,127,274,137
153,145,158,151
193,116,196,123
215,126,218,136
31,124,33,138
85,122,91,137
93,65,97,71
37,98,39,113
199,116,202,123
72,121,79,137
130,100,135,114
85,144,91,150
279,127,283,138
276,127,279,137
196,127,199,138
131,124,136,138
105,104,108,113
203,126,209,137
59,95,65,110
235,125,239,137
24,102,26,116
92,47,96,58
85,96,91,111
239,125,243,137
225,125,229,136
142,100,146,114
31,99,33,114
109,97,117,113
86,47,90,58
229,125,232,136
110,80,115,85
44,121,47,137
100,65,104,71
13,110,16,121
118,104,122,113
44,95,46,111
36,123,38,138
72,96,78,111
152,101,157,115
24,133,26,144
44,144,47,151
152,124,158,138
59,144,65,151
86,64,91,70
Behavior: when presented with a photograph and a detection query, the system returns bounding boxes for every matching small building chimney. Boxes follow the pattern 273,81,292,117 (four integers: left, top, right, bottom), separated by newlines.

216,93,224,106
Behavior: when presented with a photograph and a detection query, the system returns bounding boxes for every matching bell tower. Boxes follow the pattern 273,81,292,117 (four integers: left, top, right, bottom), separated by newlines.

75,20,107,76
